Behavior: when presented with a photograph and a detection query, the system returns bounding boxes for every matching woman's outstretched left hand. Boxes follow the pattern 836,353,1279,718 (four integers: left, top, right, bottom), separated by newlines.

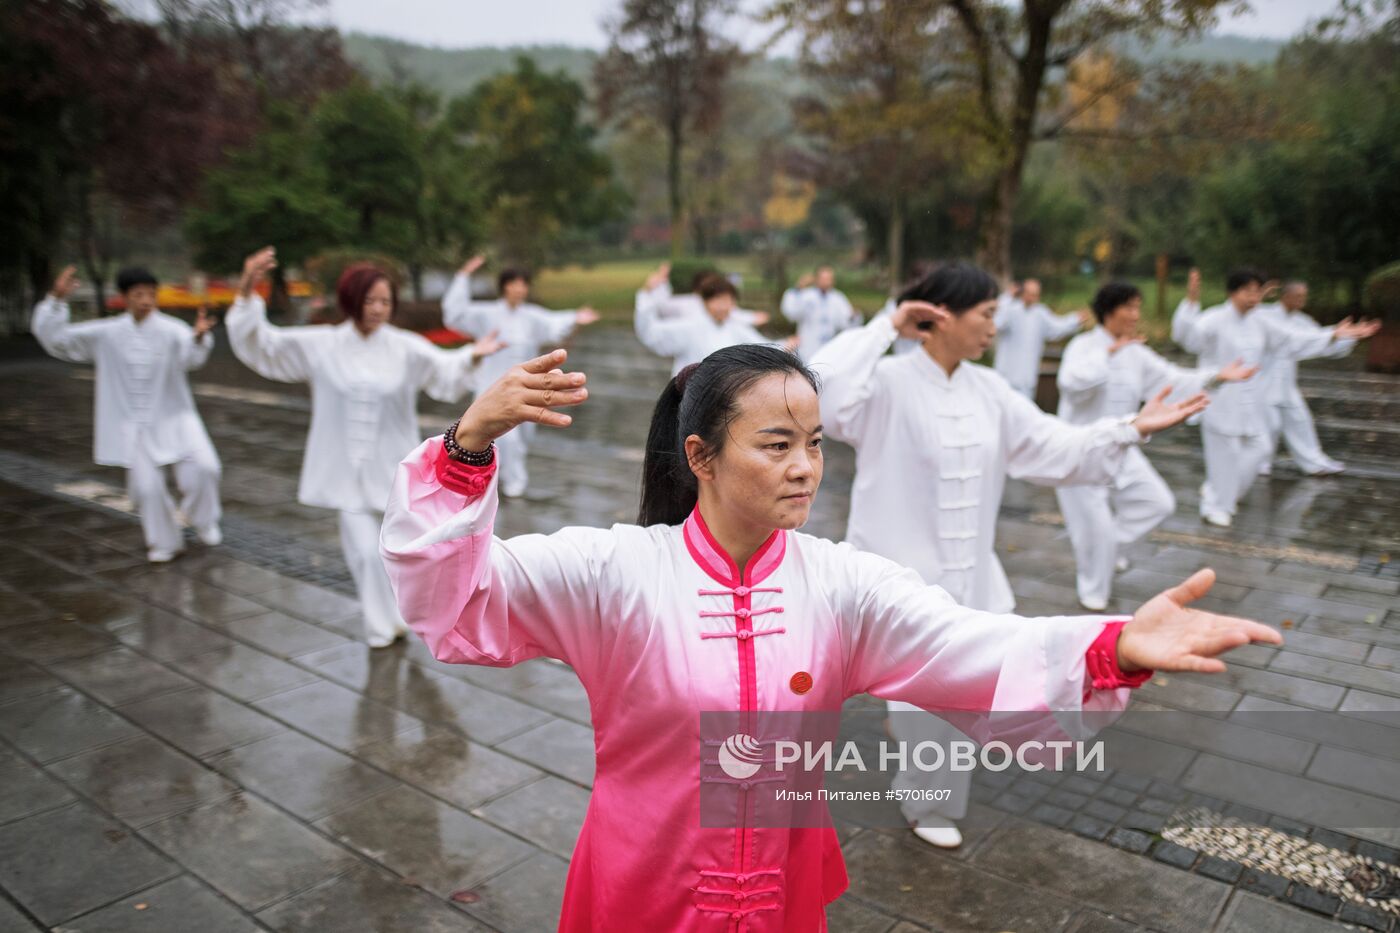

1118,569,1282,673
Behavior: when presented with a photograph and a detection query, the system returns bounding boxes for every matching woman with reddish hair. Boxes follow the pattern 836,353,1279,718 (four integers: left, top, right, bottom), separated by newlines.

226,247,500,646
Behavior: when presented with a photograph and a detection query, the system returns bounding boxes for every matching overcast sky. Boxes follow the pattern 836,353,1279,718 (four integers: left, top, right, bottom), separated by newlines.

319,0,1341,50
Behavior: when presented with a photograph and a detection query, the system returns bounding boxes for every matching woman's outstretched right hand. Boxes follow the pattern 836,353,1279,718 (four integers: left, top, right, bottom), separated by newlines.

454,349,588,452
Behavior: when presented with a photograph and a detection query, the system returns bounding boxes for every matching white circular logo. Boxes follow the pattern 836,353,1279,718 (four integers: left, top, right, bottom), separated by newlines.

717,733,765,779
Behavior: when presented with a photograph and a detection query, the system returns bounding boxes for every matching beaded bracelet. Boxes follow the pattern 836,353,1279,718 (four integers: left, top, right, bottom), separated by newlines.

444,419,495,465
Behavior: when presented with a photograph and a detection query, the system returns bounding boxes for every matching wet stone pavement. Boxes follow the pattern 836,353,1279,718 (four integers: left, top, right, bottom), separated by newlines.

0,326,1398,932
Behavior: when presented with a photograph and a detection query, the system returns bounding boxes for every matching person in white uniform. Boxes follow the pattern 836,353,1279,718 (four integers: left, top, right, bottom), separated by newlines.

32,265,222,562
441,255,600,498
811,262,1208,849
635,263,797,376
780,265,860,360
1171,268,1377,527
650,264,769,327
992,278,1089,398
1056,282,1256,610
1255,281,1369,476
227,248,499,647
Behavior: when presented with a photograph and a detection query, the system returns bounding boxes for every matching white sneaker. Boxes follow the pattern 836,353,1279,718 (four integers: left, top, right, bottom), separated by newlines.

1307,460,1345,476
1114,556,1131,573
1079,595,1109,612
147,546,182,563
1202,510,1232,528
912,825,963,849
195,523,222,546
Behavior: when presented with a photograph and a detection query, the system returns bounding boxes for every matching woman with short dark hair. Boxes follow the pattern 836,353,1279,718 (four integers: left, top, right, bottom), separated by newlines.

380,337,1277,931
226,247,499,647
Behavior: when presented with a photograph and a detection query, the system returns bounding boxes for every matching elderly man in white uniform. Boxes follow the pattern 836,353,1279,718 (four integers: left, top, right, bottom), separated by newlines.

442,255,599,498
1171,268,1378,527
780,265,861,360
1056,282,1256,610
992,278,1089,398
1254,281,1360,476
32,265,222,562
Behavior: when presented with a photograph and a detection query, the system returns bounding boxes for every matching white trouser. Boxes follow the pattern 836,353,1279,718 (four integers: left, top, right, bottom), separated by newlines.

1057,447,1175,606
1201,428,1272,517
338,510,407,647
126,444,221,554
1264,399,1333,474
496,423,534,495
886,700,971,828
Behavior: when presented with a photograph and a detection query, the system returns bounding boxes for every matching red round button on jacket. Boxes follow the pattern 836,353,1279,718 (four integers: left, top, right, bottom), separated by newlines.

790,671,813,695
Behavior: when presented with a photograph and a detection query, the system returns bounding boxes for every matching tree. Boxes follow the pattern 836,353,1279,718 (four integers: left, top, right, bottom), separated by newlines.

595,0,740,257
934,0,1240,278
313,82,422,257
446,58,626,267
772,0,983,288
186,106,353,311
0,0,240,315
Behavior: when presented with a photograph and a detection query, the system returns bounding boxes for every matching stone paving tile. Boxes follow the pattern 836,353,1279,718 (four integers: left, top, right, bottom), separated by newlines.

106,610,242,663
0,655,64,704
205,730,399,822
118,686,288,759
175,643,321,702
495,717,597,787
48,646,197,706
316,784,535,899
971,820,1231,933
471,776,589,860
0,686,142,763
1218,890,1346,932
454,850,570,933
0,746,75,825
251,680,422,752
57,874,258,933
256,863,493,933
843,829,1081,931
46,735,238,827
214,609,354,658
0,802,178,925
141,793,359,911
354,724,543,812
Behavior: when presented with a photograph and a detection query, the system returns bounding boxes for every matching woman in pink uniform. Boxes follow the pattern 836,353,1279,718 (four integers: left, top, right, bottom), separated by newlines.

380,338,1280,932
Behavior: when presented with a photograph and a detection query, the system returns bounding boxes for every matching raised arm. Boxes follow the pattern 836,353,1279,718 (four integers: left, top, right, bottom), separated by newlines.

1171,268,1206,352
809,300,948,445
634,278,695,358
380,349,599,669
31,266,104,364
407,331,501,403
223,247,316,383
1000,376,1206,486
441,256,500,336
178,313,214,371
1039,304,1085,341
780,286,813,324
1055,333,1113,397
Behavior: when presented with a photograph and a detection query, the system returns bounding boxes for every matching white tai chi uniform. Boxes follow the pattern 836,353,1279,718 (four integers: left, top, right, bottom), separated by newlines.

812,316,1143,829
1172,299,1344,519
1254,302,1355,474
634,283,774,376
992,294,1083,398
226,293,481,646
441,274,582,497
31,297,221,557
779,286,859,361
1055,327,1222,606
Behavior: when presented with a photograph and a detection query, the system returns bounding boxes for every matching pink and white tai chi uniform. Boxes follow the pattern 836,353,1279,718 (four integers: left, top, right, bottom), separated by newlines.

380,437,1145,931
